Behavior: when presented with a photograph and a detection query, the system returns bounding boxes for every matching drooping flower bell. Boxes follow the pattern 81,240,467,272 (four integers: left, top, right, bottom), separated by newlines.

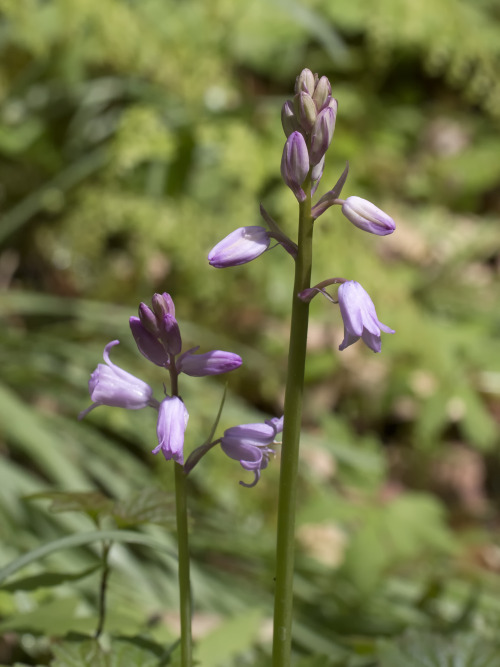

78,341,159,420
220,416,283,487
153,395,189,464
337,281,394,353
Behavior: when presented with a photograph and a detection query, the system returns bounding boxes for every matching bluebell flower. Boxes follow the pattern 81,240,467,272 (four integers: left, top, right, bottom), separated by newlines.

220,416,283,487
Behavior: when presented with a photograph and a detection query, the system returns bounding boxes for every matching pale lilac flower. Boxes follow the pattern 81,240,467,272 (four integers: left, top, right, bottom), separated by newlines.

341,196,395,236
281,131,310,202
153,396,189,464
208,226,270,268
177,348,242,377
79,341,157,419
220,416,283,487
338,281,394,353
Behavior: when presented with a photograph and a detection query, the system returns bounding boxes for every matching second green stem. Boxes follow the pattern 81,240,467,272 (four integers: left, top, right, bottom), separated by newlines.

175,461,192,667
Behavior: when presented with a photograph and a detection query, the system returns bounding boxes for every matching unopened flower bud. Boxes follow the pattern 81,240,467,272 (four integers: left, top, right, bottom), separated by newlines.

177,349,242,377
341,196,395,236
152,292,175,320
310,106,336,166
313,76,331,110
295,68,315,95
130,316,169,366
208,226,270,268
138,302,159,336
281,131,310,202
281,100,301,137
294,92,317,132
158,313,182,356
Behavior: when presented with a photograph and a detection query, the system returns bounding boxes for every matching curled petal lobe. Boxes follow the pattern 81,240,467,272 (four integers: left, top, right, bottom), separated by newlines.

177,349,242,377
341,196,395,236
337,281,394,353
153,396,189,464
79,340,155,419
208,226,270,268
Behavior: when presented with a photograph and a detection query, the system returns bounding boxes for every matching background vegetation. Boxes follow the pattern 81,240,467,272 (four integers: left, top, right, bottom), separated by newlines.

1,0,500,664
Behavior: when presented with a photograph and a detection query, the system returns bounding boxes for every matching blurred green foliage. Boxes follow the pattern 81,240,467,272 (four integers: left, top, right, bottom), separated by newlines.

1,0,500,664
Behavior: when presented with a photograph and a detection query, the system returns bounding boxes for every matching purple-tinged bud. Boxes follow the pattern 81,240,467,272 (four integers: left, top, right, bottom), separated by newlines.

158,313,182,356
138,302,159,336
281,131,310,203
177,349,242,377
341,196,395,236
338,281,395,353
310,106,336,166
294,92,317,132
295,68,315,95
130,316,169,366
152,292,175,320
153,396,189,464
79,341,157,419
281,100,301,137
208,226,270,268
313,76,331,110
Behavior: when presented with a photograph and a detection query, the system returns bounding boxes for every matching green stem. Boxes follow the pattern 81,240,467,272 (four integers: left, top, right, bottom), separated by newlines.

272,181,313,666
175,461,193,666
94,541,112,639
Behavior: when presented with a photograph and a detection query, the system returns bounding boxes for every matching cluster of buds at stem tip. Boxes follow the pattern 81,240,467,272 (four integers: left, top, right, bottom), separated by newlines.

80,293,242,466
281,68,337,200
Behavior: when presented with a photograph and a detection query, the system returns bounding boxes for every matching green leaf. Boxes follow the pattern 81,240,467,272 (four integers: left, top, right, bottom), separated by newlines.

26,491,115,521
1,564,101,592
0,530,177,585
377,631,500,667
0,597,95,634
50,638,161,667
111,488,176,528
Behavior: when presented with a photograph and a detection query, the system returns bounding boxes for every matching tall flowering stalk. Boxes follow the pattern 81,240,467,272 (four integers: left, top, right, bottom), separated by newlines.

208,68,395,664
